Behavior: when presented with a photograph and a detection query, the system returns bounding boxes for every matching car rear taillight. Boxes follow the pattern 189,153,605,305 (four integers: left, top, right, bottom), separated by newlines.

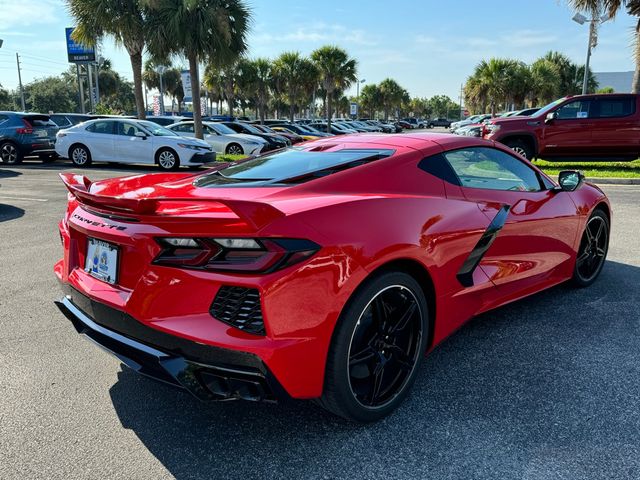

153,237,320,273
16,119,33,134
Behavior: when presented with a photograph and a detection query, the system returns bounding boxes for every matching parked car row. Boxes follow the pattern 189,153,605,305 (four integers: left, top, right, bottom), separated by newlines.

7,93,634,169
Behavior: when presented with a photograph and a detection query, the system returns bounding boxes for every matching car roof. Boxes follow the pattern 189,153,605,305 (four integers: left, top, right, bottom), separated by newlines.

306,132,488,150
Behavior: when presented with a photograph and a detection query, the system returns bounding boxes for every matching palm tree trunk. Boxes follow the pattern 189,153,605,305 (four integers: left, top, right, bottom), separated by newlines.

326,92,332,130
188,54,203,139
129,52,146,119
633,22,640,94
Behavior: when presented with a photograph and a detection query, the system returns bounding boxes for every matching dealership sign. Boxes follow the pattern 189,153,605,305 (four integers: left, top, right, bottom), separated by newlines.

350,102,358,116
65,27,95,63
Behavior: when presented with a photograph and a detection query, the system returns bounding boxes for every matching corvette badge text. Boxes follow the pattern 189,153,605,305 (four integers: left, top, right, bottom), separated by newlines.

72,214,127,231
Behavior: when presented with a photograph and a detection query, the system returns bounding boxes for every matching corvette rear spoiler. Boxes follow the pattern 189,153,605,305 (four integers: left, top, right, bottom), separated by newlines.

59,173,285,230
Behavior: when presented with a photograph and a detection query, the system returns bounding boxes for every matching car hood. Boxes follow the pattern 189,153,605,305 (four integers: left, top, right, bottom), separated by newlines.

228,133,266,144
490,115,542,126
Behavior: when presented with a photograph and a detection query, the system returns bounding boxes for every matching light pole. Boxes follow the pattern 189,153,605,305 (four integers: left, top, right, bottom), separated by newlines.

356,78,366,99
572,12,609,95
156,66,167,115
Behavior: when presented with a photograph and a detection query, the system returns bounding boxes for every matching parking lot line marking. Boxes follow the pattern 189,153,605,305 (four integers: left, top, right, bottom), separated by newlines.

0,195,48,202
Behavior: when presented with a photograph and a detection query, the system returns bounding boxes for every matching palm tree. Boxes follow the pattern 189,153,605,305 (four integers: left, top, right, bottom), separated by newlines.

378,78,405,120
66,0,147,118
311,46,357,130
569,0,640,92
144,0,251,139
360,83,382,118
468,58,521,114
530,58,562,105
240,58,272,123
273,52,303,121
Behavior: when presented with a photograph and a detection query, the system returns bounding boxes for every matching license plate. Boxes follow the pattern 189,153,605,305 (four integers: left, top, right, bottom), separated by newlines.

85,238,119,284
34,129,47,138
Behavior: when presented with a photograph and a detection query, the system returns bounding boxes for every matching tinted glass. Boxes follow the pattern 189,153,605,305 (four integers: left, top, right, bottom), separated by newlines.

195,148,393,186
208,123,236,135
50,115,71,128
594,98,635,118
87,121,114,134
138,120,177,136
555,100,591,119
117,122,142,136
443,147,541,192
173,123,195,133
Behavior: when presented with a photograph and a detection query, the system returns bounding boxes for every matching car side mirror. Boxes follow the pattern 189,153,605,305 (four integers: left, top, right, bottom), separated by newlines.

545,112,558,124
135,131,147,139
557,170,585,192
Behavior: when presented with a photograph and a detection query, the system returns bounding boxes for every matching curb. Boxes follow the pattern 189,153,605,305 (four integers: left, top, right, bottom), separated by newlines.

587,177,640,185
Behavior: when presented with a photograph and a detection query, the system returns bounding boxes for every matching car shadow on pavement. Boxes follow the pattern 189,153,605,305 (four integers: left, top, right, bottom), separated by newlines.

0,204,25,222
108,260,640,479
0,168,22,179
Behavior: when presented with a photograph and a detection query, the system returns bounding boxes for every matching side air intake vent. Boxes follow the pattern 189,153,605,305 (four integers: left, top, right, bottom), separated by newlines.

210,286,265,335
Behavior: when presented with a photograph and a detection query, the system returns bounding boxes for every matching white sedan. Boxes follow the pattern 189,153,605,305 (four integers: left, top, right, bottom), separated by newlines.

55,118,215,170
167,121,265,156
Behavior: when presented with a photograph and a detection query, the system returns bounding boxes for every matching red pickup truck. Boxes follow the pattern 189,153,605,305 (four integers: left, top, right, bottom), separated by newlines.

483,94,639,161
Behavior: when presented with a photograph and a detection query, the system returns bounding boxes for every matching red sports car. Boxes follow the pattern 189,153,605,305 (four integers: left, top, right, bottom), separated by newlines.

54,133,610,422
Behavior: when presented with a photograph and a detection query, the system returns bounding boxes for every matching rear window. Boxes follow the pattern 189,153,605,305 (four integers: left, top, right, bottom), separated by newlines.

594,98,635,118
194,147,394,187
24,116,56,127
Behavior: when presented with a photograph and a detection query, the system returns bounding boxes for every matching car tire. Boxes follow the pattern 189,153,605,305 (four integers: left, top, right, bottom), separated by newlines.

69,144,92,167
156,148,180,171
504,139,534,160
571,209,609,288
225,143,244,155
317,271,429,422
0,141,23,164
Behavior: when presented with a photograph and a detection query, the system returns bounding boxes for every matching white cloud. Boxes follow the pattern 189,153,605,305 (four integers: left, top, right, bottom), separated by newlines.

0,0,59,29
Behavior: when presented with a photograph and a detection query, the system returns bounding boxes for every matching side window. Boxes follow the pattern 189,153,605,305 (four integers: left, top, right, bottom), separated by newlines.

442,147,542,192
555,100,592,120
117,122,142,136
86,121,114,134
202,125,215,135
177,124,195,133
594,98,635,118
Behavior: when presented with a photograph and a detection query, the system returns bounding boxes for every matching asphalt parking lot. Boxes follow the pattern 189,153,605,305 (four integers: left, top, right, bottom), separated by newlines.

1,162,639,480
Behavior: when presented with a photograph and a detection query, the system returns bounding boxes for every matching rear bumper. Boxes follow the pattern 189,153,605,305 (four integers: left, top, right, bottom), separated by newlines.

55,289,289,403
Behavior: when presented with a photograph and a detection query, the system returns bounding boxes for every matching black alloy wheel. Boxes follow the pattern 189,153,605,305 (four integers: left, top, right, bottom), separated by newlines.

347,285,423,408
573,210,609,286
318,271,428,422
1,142,22,164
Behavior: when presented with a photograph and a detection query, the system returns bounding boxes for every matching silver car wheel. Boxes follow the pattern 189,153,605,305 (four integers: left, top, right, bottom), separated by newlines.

71,147,88,165
158,150,176,169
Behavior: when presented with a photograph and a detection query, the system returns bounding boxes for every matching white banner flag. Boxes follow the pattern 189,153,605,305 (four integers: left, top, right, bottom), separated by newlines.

181,70,192,102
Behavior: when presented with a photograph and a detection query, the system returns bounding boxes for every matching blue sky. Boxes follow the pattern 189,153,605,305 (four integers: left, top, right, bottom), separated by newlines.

0,0,636,100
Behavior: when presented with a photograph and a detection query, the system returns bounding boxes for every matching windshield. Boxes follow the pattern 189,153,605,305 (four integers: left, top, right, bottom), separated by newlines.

534,98,566,117
194,147,394,187
236,122,262,134
139,121,178,136
302,125,322,134
207,122,236,135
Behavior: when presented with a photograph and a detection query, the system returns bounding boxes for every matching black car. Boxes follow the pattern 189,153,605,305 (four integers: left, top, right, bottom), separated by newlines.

430,118,453,128
0,112,59,164
146,115,190,126
272,123,333,138
220,121,289,150
49,113,94,129
428,118,452,128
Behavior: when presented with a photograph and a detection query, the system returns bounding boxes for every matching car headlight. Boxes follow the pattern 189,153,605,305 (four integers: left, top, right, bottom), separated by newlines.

177,143,208,150
485,124,500,135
